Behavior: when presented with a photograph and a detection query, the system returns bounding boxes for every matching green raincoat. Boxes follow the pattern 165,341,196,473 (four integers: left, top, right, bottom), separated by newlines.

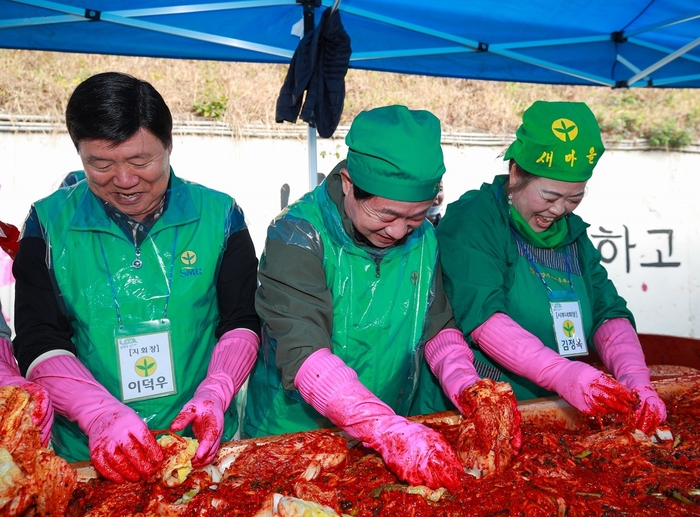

243,169,440,437
437,175,634,401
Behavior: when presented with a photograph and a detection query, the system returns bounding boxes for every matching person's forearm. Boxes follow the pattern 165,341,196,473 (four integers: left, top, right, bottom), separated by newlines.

13,235,76,374
215,228,261,338
256,236,334,389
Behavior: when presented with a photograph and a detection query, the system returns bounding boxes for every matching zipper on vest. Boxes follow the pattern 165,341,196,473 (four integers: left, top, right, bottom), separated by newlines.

374,256,381,278
132,246,142,269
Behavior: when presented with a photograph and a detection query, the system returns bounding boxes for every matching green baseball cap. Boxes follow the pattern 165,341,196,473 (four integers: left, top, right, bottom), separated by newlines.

504,101,605,182
345,105,445,202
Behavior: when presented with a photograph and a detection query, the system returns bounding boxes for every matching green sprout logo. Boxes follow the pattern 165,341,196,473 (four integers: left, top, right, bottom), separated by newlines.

181,250,197,266
135,356,156,377
563,320,575,338
552,118,579,142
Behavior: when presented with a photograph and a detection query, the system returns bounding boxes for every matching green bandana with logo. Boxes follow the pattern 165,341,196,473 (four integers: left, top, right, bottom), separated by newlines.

504,101,605,182
509,205,568,248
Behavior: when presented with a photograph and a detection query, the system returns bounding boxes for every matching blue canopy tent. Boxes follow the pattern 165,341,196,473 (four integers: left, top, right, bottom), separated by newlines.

2,0,699,86
1,0,700,186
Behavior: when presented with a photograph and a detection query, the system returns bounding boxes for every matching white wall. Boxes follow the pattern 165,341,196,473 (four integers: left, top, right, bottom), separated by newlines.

1,131,699,338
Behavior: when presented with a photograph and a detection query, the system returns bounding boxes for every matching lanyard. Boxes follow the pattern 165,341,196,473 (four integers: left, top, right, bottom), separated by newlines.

97,228,179,327
512,228,589,357
511,228,575,292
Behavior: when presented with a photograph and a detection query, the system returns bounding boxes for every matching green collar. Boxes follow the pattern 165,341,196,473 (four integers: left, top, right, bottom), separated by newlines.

488,174,589,248
68,169,198,234
509,205,568,248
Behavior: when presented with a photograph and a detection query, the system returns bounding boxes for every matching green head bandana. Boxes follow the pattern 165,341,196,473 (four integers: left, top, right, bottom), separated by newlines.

345,105,445,202
504,101,605,182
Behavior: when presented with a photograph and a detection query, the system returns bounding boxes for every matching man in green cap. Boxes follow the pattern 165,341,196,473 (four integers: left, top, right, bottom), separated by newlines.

436,100,667,434
242,105,487,490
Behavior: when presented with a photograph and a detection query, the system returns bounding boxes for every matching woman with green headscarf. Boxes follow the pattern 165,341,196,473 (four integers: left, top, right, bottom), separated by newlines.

437,100,666,434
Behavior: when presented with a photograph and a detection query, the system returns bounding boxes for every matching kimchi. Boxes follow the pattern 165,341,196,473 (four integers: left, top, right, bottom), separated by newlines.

0,385,77,516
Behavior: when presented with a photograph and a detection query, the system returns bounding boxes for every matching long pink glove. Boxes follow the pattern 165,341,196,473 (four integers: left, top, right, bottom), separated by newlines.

171,328,259,467
424,328,481,407
29,354,163,483
471,313,637,415
295,348,463,490
594,318,666,433
0,338,53,447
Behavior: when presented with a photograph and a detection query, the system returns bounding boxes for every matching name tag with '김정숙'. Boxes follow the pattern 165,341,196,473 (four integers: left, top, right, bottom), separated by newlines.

549,291,589,358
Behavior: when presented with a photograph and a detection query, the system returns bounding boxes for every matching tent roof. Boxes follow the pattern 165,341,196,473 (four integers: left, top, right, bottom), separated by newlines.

1,0,699,88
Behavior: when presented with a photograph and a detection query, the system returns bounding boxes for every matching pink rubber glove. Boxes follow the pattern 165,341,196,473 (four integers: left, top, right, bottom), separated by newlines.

425,328,481,407
594,318,667,433
29,354,163,483
295,348,463,490
171,328,259,467
0,338,53,447
471,313,637,416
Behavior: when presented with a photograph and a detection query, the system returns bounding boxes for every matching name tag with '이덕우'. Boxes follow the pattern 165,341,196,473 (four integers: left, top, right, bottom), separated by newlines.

115,319,177,402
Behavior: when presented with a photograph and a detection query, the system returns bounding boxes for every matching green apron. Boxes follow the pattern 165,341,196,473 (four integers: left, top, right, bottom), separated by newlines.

243,180,438,437
474,239,594,400
34,173,238,461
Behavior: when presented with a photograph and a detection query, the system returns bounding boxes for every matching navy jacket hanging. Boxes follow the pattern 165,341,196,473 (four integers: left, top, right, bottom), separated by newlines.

275,7,351,138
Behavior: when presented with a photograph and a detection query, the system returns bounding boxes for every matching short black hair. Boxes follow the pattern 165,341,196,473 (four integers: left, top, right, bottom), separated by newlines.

352,184,374,201
65,71,173,151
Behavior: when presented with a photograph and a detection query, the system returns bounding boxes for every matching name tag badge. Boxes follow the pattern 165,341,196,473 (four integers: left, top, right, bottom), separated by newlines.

115,319,177,403
548,291,589,357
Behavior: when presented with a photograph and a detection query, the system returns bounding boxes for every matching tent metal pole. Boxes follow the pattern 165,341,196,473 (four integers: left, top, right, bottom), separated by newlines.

308,126,318,190
298,0,321,190
5,0,295,57
625,11,700,38
631,38,700,66
652,73,700,87
626,35,700,87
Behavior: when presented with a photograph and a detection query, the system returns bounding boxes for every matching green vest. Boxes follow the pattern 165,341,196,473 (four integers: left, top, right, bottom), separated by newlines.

34,173,237,462
243,181,438,437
